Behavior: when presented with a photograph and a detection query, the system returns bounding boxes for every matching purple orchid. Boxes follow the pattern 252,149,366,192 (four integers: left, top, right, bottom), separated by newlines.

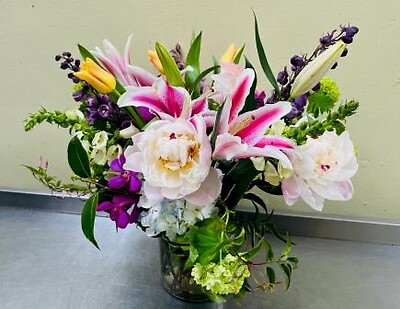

108,154,142,193
97,195,140,229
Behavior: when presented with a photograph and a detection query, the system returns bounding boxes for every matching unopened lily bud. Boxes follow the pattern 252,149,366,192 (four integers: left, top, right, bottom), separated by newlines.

290,41,346,99
74,58,116,94
148,50,164,74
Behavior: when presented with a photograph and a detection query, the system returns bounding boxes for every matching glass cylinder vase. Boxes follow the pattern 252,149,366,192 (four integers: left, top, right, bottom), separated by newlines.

159,237,209,302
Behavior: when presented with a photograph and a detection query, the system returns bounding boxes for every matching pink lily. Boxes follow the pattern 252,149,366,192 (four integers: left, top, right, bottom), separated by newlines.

92,35,156,87
118,77,215,126
213,68,294,167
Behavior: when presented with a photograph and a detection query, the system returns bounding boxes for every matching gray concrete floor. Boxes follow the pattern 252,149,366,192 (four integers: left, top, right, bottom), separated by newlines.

0,206,399,309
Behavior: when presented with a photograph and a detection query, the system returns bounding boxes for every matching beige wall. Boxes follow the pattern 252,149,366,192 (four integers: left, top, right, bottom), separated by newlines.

1,1,399,220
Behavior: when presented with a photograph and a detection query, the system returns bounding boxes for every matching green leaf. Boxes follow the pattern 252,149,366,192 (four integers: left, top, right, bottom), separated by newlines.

185,217,225,264
185,32,202,93
78,44,101,65
266,266,276,285
67,136,91,178
155,42,184,87
81,193,100,249
279,263,293,290
233,44,245,64
212,56,221,73
253,12,280,95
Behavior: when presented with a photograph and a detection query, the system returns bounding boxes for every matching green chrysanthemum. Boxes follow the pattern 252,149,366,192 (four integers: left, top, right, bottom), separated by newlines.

191,254,250,295
307,77,340,116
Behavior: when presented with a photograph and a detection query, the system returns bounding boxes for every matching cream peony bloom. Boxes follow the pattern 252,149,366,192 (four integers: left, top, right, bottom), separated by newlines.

123,116,221,205
282,131,358,211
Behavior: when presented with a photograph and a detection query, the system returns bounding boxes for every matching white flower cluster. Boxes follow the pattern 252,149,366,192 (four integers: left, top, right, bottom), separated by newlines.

140,198,217,240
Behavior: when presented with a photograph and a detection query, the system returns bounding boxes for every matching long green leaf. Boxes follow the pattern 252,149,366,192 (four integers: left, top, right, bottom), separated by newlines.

81,193,100,249
253,12,280,95
67,136,91,178
155,42,184,87
233,44,245,64
185,32,202,92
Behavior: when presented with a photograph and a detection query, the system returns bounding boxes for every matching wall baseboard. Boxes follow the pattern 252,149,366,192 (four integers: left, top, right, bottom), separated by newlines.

1,189,399,245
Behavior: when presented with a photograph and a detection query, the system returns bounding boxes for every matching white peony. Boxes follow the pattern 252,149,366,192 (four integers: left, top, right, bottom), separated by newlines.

123,116,221,205
282,131,358,211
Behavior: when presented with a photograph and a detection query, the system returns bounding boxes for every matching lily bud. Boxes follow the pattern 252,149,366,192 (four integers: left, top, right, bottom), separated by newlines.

220,43,238,63
74,58,116,94
290,41,346,99
147,50,164,74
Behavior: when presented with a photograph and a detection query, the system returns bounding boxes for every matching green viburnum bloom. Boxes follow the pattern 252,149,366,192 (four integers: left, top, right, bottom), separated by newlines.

307,77,340,116
191,254,250,295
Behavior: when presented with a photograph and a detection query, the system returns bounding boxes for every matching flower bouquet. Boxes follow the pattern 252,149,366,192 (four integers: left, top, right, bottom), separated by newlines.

24,15,359,302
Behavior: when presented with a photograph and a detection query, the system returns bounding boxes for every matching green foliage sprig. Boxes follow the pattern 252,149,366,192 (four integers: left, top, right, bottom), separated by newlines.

23,165,92,195
284,100,359,144
24,107,95,136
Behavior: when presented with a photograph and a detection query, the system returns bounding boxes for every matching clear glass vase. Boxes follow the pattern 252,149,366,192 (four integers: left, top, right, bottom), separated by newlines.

159,237,209,302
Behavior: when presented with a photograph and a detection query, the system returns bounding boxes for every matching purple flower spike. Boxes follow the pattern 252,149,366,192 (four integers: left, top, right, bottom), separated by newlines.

108,155,142,193
97,195,139,229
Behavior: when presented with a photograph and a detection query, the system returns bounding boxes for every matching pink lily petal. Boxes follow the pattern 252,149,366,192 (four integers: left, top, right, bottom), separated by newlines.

118,86,166,113
156,78,186,118
233,102,292,146
255,136,294,150
185,168,222,205
128,65,157,86
123,34,133,66
191,96,207,115
213,133,247,160
217,99,232,135
229,69,255,123
234,145,292,169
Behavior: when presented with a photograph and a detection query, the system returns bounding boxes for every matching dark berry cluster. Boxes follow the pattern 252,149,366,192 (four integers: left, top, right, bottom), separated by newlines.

170,44,185,70
55,51,81,83
89,95,132,129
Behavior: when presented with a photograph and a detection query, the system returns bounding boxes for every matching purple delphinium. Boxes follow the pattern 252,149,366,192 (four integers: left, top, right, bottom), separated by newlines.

108,154,142,193
97,195,140,228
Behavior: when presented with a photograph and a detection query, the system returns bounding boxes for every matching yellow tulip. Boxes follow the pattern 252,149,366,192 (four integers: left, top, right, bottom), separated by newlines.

220,43,238,63
148,50,164,74
74,58,116,93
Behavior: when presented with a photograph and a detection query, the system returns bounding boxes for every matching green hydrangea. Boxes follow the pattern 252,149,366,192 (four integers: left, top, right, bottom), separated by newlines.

307,77,340,116
191,254,250,295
